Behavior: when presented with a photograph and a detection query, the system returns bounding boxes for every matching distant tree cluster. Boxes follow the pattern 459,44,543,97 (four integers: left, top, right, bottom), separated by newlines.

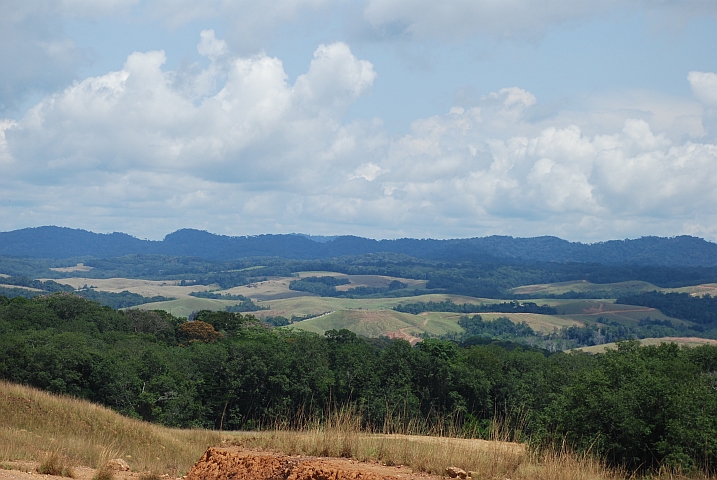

395,299,557,315
617,291,717,325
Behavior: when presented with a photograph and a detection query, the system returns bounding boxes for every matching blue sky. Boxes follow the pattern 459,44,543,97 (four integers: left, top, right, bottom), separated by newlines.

2,1,717,242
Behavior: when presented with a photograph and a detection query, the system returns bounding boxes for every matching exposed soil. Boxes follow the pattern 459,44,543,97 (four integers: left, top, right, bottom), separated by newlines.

185,447,442,480
0,461,170,480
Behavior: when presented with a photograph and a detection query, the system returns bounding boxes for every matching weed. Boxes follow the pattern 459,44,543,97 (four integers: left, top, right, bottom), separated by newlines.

37,454,74,477
92,466,114,480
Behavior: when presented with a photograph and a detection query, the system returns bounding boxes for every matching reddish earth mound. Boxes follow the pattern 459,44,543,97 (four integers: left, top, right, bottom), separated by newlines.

186,447,438,480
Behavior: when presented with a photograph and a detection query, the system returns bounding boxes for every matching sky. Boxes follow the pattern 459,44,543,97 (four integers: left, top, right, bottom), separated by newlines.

1,1,717,242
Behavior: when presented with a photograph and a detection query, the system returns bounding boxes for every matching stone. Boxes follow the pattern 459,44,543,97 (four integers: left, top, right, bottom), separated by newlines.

446,466,468,479
106,458,131,471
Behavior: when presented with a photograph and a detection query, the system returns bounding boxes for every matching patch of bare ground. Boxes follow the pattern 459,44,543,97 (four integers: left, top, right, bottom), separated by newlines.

0,460,178,480
0,284,44,292
186,447,439,480
49,264,94,273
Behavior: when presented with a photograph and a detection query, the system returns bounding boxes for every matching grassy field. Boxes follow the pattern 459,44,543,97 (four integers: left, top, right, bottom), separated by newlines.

0,381,627,480
512,279,717,298
510,280,660,296
288,309,464,343
0,381,218,475
47,277,212,298
575,337,717,354
478,313,581,332
671,283,717,297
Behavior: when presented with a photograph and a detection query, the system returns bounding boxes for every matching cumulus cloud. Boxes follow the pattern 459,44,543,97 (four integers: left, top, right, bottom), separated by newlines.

2,32,717,241
4,35,376,185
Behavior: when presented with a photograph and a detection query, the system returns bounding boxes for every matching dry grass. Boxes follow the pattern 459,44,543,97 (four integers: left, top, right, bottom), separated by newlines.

37,453,75,477
226,409,621,480
0,381,219,475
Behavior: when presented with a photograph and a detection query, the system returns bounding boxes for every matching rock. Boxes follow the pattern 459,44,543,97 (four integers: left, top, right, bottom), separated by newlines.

106,459,131,471
446,466,468,478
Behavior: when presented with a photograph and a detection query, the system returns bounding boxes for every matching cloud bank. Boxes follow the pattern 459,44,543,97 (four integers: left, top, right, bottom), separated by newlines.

1,31,717,241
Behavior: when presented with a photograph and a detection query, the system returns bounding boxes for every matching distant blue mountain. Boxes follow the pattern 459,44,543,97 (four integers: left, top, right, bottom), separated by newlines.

1,226,716,267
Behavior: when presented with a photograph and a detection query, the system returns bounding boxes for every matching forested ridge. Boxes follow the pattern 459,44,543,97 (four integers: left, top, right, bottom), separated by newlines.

2,226,716,267
3,293,717,472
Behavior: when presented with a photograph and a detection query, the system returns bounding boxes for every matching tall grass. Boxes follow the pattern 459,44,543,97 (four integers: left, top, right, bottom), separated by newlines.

229,406,620,480
0,380,219,474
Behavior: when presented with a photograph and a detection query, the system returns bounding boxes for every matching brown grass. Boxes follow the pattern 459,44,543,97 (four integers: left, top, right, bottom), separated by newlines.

37,453,75,477
0,381,219,475
226,408,620,480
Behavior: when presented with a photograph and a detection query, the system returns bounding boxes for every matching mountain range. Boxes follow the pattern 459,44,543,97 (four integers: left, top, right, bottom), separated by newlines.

1,226,716,267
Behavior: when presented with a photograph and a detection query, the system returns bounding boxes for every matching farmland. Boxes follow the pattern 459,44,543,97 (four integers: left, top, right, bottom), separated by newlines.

45,273,707,344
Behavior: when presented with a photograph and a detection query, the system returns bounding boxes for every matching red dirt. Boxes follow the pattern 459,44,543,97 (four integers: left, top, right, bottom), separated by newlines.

185,447,441,480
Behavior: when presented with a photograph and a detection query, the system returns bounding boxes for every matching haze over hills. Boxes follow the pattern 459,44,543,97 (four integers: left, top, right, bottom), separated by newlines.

1,226,717,267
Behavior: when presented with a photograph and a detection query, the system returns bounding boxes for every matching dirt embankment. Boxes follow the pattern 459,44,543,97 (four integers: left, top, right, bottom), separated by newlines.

186,447,441,480
0,448,443,480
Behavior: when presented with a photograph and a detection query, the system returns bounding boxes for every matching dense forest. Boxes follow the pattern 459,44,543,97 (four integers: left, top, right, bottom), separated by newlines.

289,276,413,298
2,293,717,472
2,226,717,267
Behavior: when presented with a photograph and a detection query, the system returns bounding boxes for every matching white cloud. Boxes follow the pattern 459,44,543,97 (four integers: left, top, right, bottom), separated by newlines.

2,33,717,242
4,37,376,185
350,162,385,181
689,71,717,107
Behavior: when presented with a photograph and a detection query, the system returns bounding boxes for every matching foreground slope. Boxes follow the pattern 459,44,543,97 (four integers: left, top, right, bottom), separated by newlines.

0,381,218,474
